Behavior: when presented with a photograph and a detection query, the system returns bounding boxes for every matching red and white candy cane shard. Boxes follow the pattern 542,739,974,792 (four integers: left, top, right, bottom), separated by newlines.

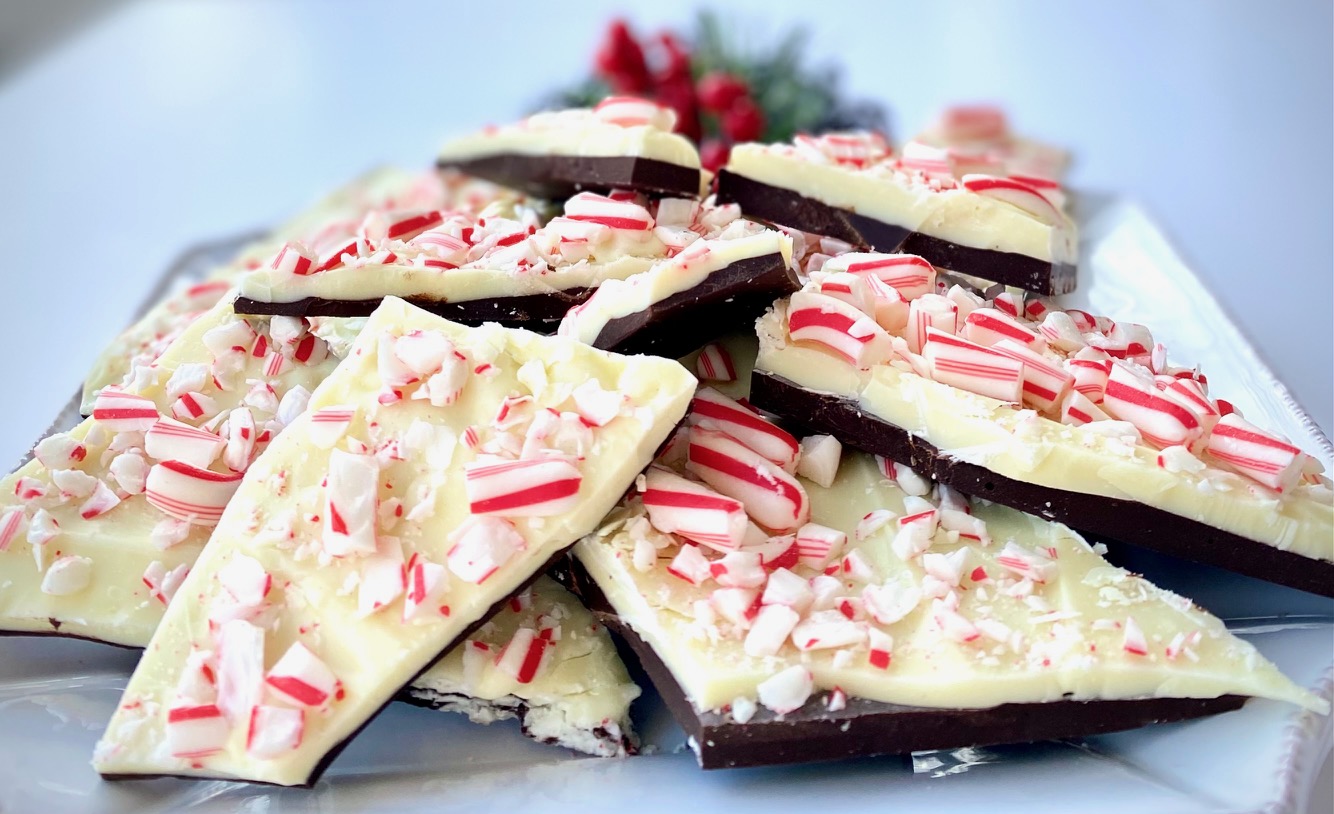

145,460,242,525
1059,389,1111,426
940,103,1008,141
377,332,421,391
994,542,1057,583
1102,361,1202,448
217,553,271,609
1205,413,1306,492
565,191,654,231
1122,616,1148,656
172,392,220,423
744,604,801,657
166,703,229,759
324,450,379,557
862,274,910,333
867,628,894,669
1038,311,1086,353
962,308,1044,351
710,586,761,629
446,516,525,584
402,553,448,622
464,457,582,516
1160,378,1220,432
756,665,814,715
687,426,810,533
710,550,767,588
414,354,470,407
907,294,960,355
314,235,368,272
1064,308,1097,332
694,342,737,382
1024,298,1050,321
0,508,24,552
932,599,981,642
593,95,675,129
642,467,748,552
993,292,1022,318
76,480,119,520
247,705,304,759
1115,322,1154,358
495,627,552,684
689,387,800,470
571,380,623,427
667,543,713,586
1067,351,1113,403
991,339,1074,413
91,390,160,432
266,642,339,708
787,290,892,368
790,611,867,651
923,329,1025,403
828,253,936,301
142,560,189,606
795,522,846,569
816,272,876,316
961,174,1064,225
270,242,316,276
145,417,224,469
216,619,265,724
385,210,445,241
307,405,356,449
393,330,453,378
14,476,46,501
750,534,800,570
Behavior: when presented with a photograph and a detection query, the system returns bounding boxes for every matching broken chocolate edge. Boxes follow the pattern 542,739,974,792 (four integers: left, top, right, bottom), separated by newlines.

438,154,701,201
562,555,1243,770
716,169,1076,296
233,290,593,326
749,369,1334,598
592,252,799,358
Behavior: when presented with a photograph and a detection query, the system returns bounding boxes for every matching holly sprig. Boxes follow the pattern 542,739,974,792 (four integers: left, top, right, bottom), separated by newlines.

538,12,888,170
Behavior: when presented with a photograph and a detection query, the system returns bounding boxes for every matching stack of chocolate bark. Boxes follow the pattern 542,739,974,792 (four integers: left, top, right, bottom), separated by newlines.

0,96,1327,788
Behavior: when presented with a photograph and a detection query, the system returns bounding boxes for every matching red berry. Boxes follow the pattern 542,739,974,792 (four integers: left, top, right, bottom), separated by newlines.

700,139,731,172
697,73,749,113
722,97,766,142
595,19,651,94
655,77,702,142
654,32,693,83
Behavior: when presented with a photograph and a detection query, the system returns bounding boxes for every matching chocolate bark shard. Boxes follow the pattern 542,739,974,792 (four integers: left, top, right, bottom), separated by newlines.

565,556,1244,770
750,369,1334,598
717,169,1076,296
234,290,591,327
92,297,695,786
438,154,700,201
587,253,797,357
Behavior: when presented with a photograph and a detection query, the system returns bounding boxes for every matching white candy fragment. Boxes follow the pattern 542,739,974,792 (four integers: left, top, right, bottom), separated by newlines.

796,434,841,488
756,665,814,714
40,555,93,595
324,450,379,557
265,642,339,707
446,516,525,584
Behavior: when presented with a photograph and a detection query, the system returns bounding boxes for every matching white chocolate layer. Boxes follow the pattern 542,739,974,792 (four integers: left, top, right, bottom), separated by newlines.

755,304,1334,563
725,143,1077,265
93,298,694,785
1,299,335,646
438,107,700,171
577,453,1323,715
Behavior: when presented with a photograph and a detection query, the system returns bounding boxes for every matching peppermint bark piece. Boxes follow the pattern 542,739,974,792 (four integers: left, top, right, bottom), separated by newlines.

572,395,1325,769
82,167,501,413
407,575,640,757
557,214,795,357
716,133,1077,295
93,297,694,786
235,192,771,329
436,97,703,200
0,298,336,646
749,269,1334,595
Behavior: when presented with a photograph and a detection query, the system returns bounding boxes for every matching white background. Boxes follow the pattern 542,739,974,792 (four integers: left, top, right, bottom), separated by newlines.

0,1,1329,808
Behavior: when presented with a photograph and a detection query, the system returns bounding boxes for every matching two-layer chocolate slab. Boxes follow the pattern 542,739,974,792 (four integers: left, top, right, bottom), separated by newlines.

93,297,695,786
716,133,1077,295
82,167,505,413
436,97,703,201
571,386,1322,769
749,273,1334,595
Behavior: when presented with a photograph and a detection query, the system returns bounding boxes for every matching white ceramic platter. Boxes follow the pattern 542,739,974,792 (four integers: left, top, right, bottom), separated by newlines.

1,195,1330,814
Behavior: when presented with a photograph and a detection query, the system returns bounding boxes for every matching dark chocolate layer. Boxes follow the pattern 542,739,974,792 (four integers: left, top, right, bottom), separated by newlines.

591,253,799,357
438,154,700,201
750,369,1334,598
562,556,1244,770
234,290,593,328
716,169,1076,296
